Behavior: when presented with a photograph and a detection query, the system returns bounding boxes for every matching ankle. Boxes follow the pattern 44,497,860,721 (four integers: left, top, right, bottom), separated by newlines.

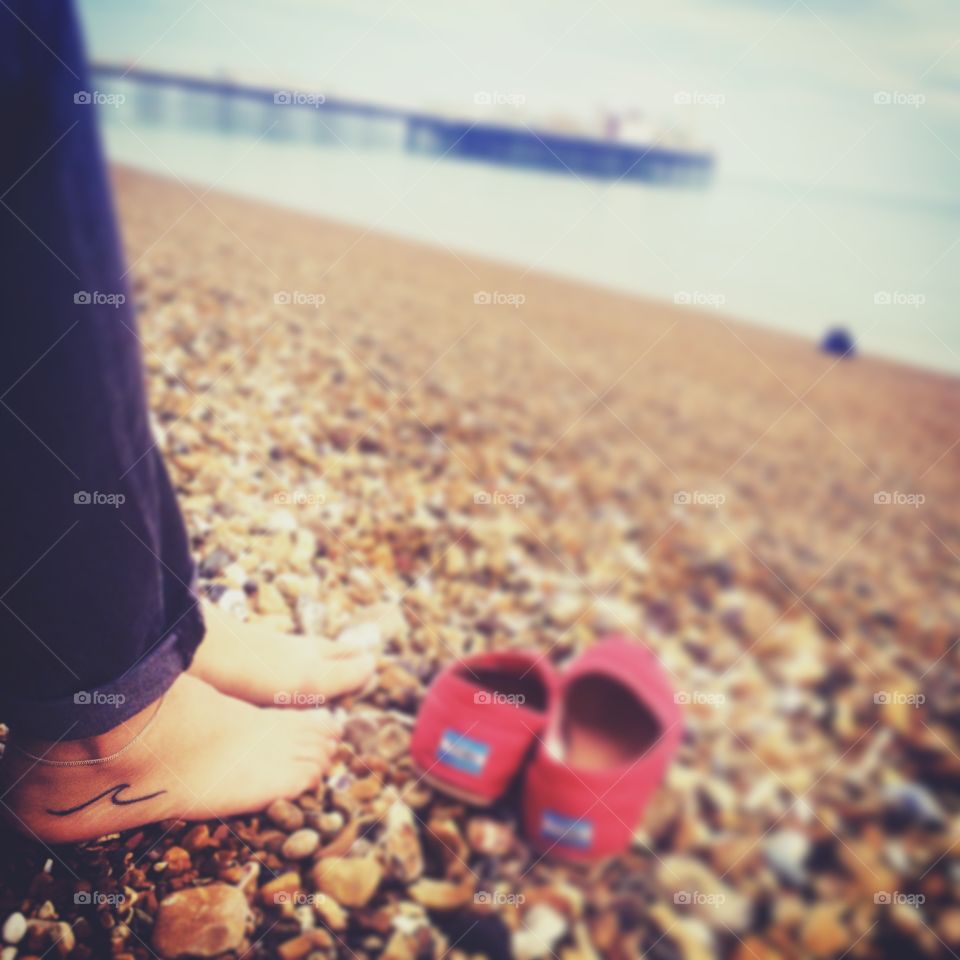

12,698,159,764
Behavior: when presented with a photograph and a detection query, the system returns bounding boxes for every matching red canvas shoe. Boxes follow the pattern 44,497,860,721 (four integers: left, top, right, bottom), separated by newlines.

411,649,555,805
522,636,683,860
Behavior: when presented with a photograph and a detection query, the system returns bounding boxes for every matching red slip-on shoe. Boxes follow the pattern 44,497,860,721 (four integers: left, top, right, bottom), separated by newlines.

411,649,555,805
522,636,683,861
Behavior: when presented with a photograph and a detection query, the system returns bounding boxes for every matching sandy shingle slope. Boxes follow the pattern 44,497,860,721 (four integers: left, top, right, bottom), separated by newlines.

2,166,958,960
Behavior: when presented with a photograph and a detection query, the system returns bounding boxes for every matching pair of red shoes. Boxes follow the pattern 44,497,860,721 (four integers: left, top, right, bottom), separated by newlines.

411,636,682,861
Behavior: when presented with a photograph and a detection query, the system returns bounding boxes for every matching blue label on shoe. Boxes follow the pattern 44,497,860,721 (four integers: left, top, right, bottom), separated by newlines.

436,729,490,775
541,810,594,849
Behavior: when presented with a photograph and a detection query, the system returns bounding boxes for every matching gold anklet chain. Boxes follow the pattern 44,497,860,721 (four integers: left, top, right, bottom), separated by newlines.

10,695,166,767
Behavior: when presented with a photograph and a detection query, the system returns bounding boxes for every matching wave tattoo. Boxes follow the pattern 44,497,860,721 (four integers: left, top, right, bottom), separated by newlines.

46,783,167,817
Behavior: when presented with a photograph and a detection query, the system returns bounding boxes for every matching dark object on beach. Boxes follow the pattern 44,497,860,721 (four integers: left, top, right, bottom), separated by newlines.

821,327,856,358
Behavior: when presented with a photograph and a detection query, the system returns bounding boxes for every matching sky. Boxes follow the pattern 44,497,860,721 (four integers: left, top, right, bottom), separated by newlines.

78,0,960,202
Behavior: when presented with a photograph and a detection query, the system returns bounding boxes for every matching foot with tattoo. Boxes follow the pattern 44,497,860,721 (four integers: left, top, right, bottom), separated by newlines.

1,674,341,844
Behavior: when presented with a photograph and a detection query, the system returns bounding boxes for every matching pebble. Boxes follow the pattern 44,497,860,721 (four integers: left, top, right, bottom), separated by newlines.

312,857,383,908
1,914,26,945
267,798,305,832
466,817,514,856
344,714,383,757
381,802,425,883
281,828,320,860
152,884,249,959
801,904,848,958
763,829,810,886
658,855,751,932
882,781,946,828
376,720,411,760
513,904,568,960
317,810,346,836
409,876,475,911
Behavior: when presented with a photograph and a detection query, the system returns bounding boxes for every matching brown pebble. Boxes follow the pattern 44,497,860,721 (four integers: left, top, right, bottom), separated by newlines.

182,824,213,852
312,857,383,908
259,871,302,907
409,875,476,911
802,904,848,958
277,929,334,960
152,884,249,959
267,798,305,832
281,828,321,860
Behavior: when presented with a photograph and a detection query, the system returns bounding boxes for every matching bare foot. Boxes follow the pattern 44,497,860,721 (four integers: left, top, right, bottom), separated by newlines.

1,674,339,844
188,603,378,707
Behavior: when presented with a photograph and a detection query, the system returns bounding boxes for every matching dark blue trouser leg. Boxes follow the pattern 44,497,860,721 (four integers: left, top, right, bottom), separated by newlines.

0,0,204,740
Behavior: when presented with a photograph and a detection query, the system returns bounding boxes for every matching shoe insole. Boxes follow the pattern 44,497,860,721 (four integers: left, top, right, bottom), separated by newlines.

562,675,662,770
459,665,549,712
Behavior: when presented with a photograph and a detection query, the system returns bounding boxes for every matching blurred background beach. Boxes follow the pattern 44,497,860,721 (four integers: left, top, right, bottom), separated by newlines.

81,0,960,372
2,3,958,959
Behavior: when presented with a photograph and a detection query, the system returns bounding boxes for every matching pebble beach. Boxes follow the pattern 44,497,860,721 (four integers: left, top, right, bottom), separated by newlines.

1,166,959,959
